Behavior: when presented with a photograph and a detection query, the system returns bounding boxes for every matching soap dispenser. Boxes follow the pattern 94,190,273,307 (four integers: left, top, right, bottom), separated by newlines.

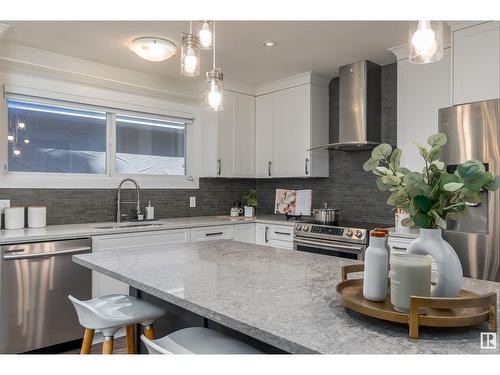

145,201,155,220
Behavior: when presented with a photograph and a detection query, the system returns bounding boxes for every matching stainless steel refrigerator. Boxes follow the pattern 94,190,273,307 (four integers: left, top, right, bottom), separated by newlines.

439,98,499,282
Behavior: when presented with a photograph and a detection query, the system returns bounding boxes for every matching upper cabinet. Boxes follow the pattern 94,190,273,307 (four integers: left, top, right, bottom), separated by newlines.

214,90,256,178
452,21,500,105
255,73,329,178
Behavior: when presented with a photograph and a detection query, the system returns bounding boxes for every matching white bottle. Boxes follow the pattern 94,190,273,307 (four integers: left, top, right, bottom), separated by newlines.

363,230,389,301
145,201,155,220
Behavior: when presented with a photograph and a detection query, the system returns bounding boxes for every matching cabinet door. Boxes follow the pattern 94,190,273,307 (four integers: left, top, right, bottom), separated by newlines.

233,223,255,244
397,50,451,171
453,22,500,105
217,91,235,177
255,93,275,178
91,229,190,297
234,93,256,177
255,223,270,245
273,85,311,177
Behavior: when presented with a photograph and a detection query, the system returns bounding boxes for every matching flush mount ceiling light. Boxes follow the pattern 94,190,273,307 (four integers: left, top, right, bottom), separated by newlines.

408,21,444,64
263,41,276,47
129,37,177,62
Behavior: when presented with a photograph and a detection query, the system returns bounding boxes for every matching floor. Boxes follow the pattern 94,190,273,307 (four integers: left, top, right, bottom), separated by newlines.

64,337,128,354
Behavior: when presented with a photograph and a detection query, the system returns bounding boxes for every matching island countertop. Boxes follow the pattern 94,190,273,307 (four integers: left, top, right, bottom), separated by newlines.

73,240,500,354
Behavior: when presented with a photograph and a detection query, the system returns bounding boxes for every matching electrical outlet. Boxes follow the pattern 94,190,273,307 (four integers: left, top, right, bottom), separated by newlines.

189,197,196,208
0,199,11,214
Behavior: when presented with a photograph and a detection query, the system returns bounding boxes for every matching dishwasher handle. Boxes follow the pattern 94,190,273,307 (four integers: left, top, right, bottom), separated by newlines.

3,247,91,260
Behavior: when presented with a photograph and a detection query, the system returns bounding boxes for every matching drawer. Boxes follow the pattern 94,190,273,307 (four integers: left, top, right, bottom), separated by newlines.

268,225,294,242
190,225,234,242
268,239,294,250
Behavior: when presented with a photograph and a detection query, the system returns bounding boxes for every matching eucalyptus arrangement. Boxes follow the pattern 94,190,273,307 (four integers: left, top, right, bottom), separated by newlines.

243,190,257,208
363,133,499,229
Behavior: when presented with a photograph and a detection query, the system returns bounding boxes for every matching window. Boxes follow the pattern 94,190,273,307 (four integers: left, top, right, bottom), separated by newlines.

7,99,107,174
116,114,186,176
4,96,192,182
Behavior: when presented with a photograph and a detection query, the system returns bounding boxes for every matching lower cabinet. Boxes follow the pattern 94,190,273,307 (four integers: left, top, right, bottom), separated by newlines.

255,223,294,250
233,223,255,244
190,225,234,242
91,229,190,297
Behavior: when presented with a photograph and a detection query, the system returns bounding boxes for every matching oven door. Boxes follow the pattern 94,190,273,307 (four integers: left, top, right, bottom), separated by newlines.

293,237,365,260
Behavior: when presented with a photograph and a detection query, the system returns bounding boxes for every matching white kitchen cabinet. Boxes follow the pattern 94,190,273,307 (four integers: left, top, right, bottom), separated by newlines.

453,21,500,105
216,90,256,177
233,223,255,244
255,223,294,250
396,49,451,171
255,73,329,178
190,225,234,242
91,229,190,297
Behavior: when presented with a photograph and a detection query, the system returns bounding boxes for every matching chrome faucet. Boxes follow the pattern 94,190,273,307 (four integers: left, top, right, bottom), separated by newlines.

116,178,141,223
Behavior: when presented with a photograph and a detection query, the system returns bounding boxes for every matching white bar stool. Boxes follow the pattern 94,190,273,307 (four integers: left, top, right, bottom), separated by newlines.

141,327,263,354
69,294,165,354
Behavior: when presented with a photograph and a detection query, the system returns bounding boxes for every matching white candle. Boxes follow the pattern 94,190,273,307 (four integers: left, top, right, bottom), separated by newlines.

390,253,432,312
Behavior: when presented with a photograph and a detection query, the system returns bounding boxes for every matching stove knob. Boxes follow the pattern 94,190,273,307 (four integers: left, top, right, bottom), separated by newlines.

295,224,302,231
346,229,353,237
303,225,310,232
354,230,363,239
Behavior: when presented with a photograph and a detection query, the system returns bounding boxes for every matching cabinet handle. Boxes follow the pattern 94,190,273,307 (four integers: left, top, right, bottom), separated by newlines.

274,231,290,236
268,161,272,177
392,246,407,251
265,226,269,243
206,232,224,237
305,158,310,175
217,159,222,176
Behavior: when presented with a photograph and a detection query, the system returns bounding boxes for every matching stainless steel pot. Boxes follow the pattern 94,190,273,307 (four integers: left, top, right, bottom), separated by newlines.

312,203,341,225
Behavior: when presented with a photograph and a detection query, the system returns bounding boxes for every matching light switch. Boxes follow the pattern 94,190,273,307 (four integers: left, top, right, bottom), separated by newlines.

189,197,196,208
0,199,11,214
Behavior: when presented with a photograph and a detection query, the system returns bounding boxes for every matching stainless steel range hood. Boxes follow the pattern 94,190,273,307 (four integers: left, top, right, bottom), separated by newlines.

309,60,381,151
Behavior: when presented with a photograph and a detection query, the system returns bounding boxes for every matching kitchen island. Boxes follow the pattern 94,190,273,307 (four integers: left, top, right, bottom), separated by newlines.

73,240,500,354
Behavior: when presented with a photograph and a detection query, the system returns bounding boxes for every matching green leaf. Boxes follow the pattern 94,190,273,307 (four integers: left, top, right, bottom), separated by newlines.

427,147,444,162
404,172,424,185
431,161,445,170
413,195,433,213
401,218,415,227
439,173,460,189
429,209,447,229
427,133,447,148
381,175,400,186
389,148,401,170
376,177,390,191
375,166,392,176
371,144,392,161
443,202,466,211
398,167,412,174
466,172,494,192
363,158,380,171
414,213,431,229
443,182,464,192
462,189,483,204
484,175,500,191
457,160,486,180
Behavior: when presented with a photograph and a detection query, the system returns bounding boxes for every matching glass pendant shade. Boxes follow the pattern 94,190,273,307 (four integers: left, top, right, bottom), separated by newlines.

409,21,444,64
181,33,200,77
129,37,177,62
197,21,213,50
205,68,224,111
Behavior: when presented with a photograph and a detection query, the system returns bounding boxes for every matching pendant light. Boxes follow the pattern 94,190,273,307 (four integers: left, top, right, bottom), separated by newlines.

205,21,223,111
409,21,444,64
181,21,200,77
198,21,213,50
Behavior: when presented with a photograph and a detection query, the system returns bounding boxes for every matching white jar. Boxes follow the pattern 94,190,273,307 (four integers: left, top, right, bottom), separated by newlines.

5,207,25,230
363,231,389,301
28,206,47,228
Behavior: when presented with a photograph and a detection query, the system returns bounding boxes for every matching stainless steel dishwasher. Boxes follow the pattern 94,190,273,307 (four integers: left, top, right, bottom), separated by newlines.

0,238,92,353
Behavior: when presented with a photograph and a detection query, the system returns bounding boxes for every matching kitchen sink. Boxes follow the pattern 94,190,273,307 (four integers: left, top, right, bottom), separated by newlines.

94,222,166,230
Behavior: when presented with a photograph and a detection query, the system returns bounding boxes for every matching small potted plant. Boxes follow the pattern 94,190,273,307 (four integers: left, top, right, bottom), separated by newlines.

363,133,499,297
242,190,257,218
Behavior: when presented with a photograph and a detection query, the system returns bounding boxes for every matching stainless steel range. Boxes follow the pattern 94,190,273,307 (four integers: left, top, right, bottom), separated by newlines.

293,221,370,260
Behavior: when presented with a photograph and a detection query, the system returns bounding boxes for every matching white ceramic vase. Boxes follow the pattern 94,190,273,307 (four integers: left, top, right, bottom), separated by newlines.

406,228,463,297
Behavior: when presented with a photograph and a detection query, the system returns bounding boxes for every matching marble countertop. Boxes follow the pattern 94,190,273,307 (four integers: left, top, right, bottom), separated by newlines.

73,240,500,354
0,215,298,245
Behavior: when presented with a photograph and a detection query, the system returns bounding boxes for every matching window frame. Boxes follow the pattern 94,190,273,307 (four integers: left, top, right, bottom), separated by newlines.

1,93,197,189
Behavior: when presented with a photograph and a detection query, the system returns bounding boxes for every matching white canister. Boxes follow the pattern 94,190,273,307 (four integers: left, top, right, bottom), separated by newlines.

28,206,47,228
363,230,389,301
5,207,25,230
244,206,254,218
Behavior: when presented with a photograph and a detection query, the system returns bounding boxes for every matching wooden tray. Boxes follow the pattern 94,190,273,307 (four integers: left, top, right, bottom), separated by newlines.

336,264,497,339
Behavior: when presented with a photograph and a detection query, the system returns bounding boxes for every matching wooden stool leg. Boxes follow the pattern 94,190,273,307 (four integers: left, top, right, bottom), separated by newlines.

80,329,95,355
143,325,156,340
102,336,114,354
126,325,136,354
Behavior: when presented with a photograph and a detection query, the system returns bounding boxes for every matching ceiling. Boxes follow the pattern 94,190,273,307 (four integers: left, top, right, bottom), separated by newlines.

0,21,409,85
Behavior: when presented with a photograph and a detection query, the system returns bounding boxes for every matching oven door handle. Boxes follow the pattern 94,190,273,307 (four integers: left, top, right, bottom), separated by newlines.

293,238,364,252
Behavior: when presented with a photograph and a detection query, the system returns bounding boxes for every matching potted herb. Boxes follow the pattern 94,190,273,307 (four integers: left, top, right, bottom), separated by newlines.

363,133,499,297
243,190,257,218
